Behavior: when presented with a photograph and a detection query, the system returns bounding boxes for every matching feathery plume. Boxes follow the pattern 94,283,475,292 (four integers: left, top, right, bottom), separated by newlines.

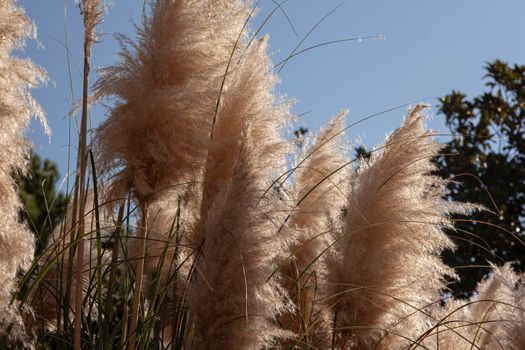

437,264,525,349
289,112,348,274
190,131,292,349
0,0,47,343
94,0,250,204
327,106,469,348
94,1,253,347
200,36,290,219
80,0,102,52
280,112,349,347
189,33,292,348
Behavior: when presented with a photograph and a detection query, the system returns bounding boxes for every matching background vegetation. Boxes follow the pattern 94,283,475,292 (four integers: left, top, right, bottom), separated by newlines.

437,60,525,297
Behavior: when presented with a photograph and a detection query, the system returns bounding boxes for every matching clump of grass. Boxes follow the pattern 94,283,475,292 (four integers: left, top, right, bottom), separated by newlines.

2,0,525,349
27,189,114,332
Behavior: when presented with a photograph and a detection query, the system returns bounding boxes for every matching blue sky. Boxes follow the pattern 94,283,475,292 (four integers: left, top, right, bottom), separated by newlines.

20,0,525,179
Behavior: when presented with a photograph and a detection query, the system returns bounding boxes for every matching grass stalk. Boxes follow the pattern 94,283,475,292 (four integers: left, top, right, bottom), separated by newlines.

73,43,90,350
73,1,99,347
104,203,126,329
128,205,149,350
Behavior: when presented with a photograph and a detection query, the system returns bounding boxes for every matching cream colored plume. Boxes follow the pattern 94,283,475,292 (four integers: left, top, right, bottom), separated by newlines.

189,131,292,349
94,1,294,347
280,112,349,347
199,33,291,220
327,106,470,349
436,264,525,349
94,0,251,204
0,0,47,343
80,0,103,52
189,32,292,349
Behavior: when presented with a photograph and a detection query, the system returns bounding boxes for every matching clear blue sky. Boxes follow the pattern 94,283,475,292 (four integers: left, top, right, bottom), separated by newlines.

20,0,525,180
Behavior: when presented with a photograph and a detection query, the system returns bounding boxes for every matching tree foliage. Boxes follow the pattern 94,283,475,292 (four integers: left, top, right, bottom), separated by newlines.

437,60,525,297
15,151,68,255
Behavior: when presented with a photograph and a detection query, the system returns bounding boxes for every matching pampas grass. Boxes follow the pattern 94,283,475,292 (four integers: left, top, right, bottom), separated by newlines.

436,263,525,349
93,0,254,347
94,0,257,342
94,0,250,204
72,2,103,348
0,0,46,344
326,106,470,349
280,112,349,347
4,0,525,349
190,132,292,349
189,30,292,347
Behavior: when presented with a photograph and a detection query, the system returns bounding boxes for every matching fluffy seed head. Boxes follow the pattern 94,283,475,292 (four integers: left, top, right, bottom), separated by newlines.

279,112,349,347
190,132,292,349
327,106,470,348
437,264,525,350
0,0,47,343
189,27,292,349
94,0,251,205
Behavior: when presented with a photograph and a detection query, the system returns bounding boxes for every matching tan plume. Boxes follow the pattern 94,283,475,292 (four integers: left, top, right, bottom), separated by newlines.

0,0,47,344
327,106,471,349
189,34,292,349
280,112,349,347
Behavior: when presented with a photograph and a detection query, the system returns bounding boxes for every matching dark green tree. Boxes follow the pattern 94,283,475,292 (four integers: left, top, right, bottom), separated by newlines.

15,151,68,255
437,60,525,297
354,145,372,161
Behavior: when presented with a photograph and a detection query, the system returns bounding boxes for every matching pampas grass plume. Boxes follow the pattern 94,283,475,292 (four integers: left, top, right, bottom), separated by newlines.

189,30,292,349
80,0,102,52
327,106,469,348
289,112,348,271
95,1,256,347
94,0,250,204
437,264,525,349
190,133,292,349
280,112,349,346
0,0,47,343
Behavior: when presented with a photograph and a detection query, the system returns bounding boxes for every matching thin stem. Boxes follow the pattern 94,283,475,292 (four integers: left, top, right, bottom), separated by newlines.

73,54,90,350
74,1,97,347
128,204,149,350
